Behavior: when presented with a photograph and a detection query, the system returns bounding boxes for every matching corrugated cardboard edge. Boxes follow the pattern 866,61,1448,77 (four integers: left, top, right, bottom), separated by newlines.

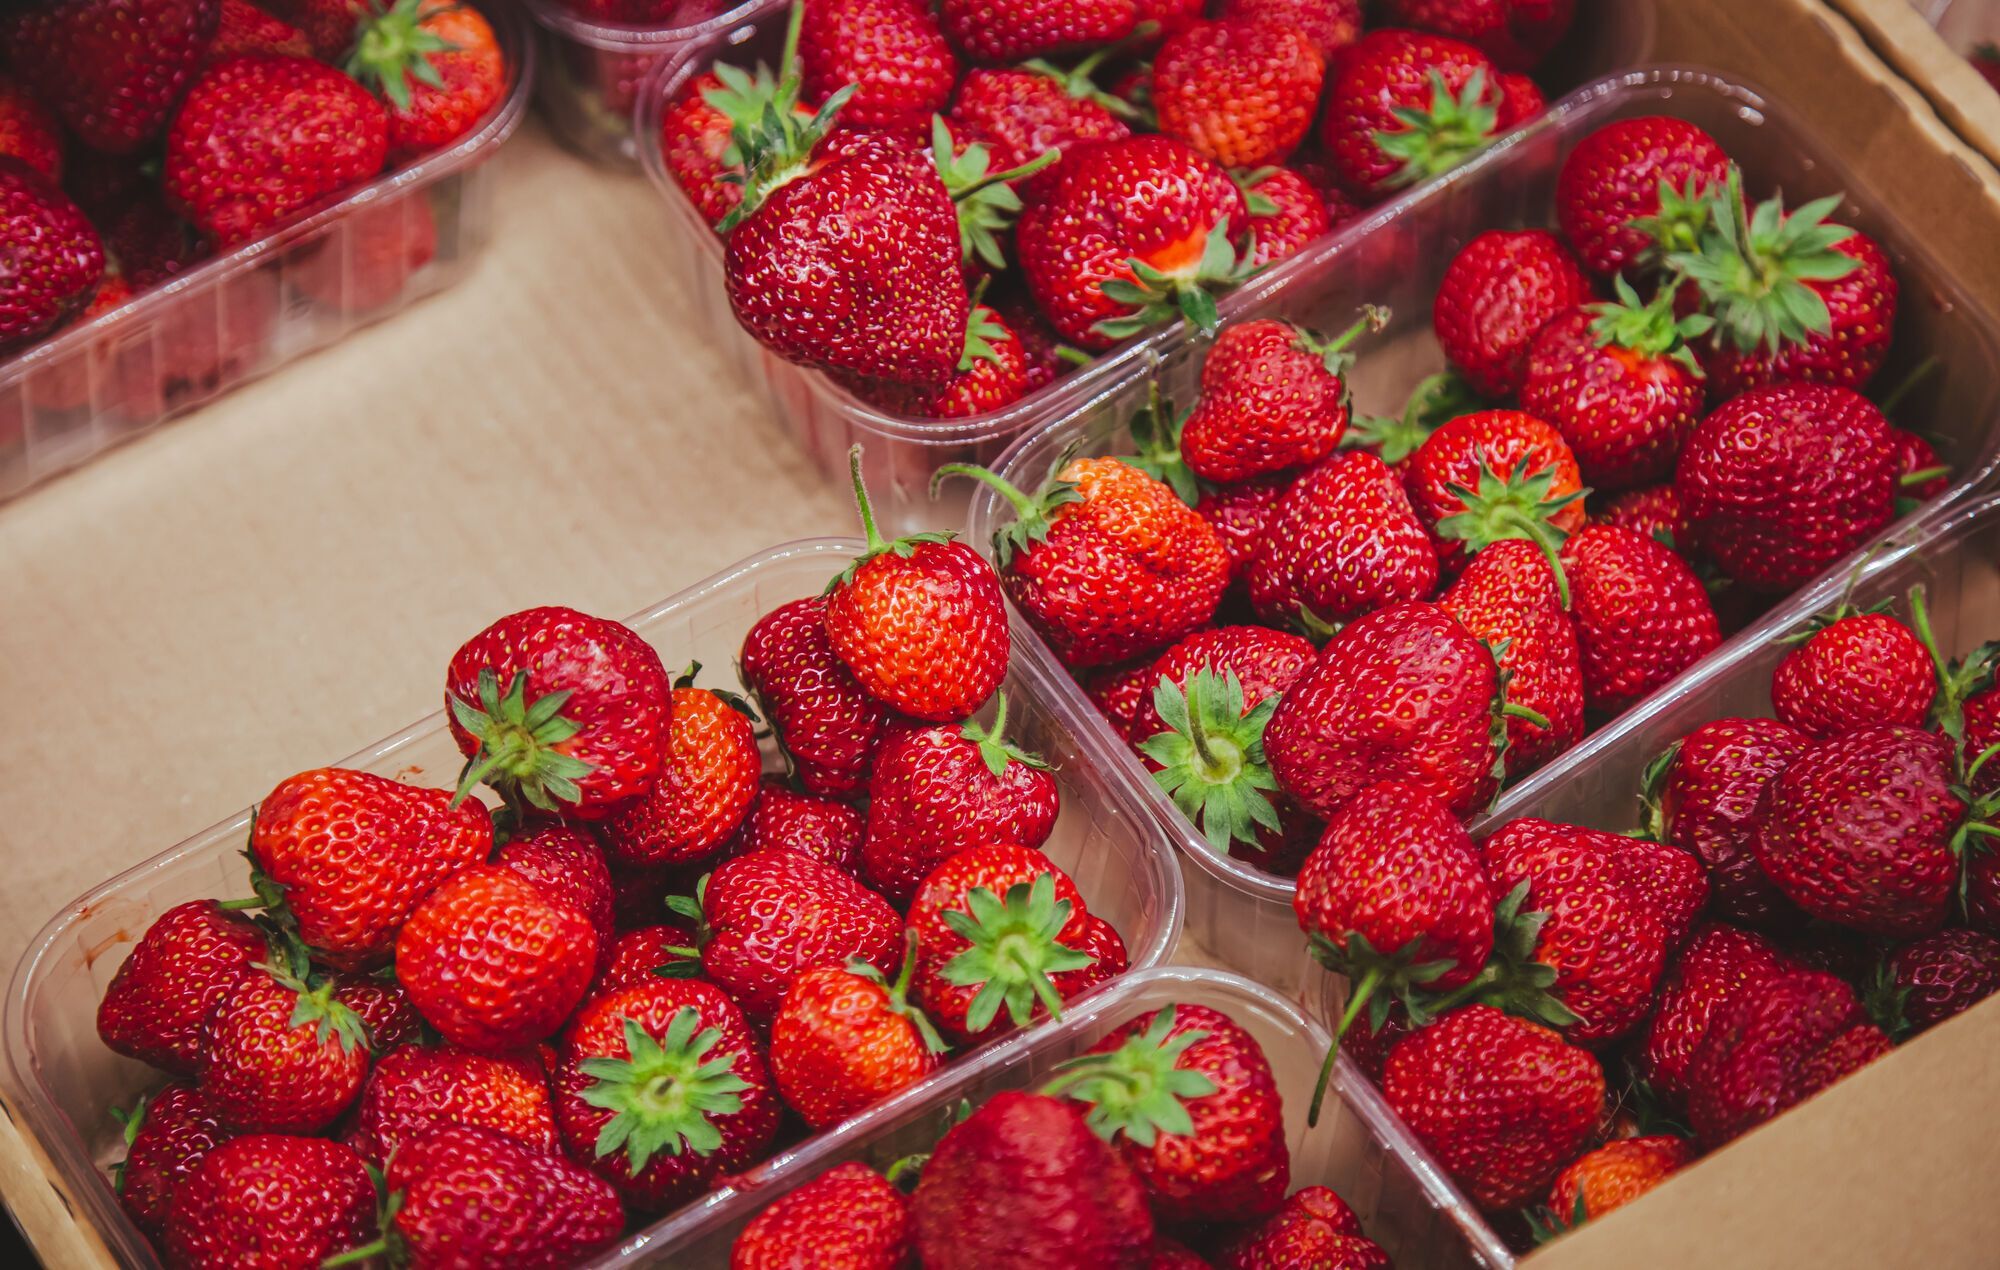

0,1084,115,1269
1829,0,2000,174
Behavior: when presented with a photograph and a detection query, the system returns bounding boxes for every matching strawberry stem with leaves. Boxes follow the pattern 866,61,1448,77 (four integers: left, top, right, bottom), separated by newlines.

1375,68,1499,190
961,692,1051,780
830,445,955,589
1434,460,1585,608
577,1010,752,1176
1139,669,1285,855
932,461,1084,568
1040,1005,1218,1143
938,874,1095,1033
447,667,596,814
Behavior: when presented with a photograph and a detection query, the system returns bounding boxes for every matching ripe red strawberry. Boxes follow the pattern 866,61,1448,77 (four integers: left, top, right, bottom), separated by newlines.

595,921,699,995
741,595,893,797
1650,717,1810,928
1219,1185,1388,1269
344,0,505,165
1154,19,1324,170
945,454,1231,668
114,1085,234,1244
1538,1135,1693,1234
334,970,432,1052
350,1042,556,1166
1685,968,1891,1148
1614,833,1709,952
197,957,371,1132
1555,114,1730,275
770,933,947,1129
948,62,1134,177
1440,539,1584,774
163,54,388,247
445,605,674,819
495,820,615,976
685,847,902,1019
1051,1003,1289,1223
247,766,494,969
1381,1004,1603,1209
857,305,1034,420
264,0,370,57
799,0,956,129
1319,29,1502,201
1591,482,1692,553
1130,625,1317,743
1197,473,1296,586
163,1134,374,1268
731,1161,911,1268
733,778,865,875
605,674,761,868
1248,451,1441,634
1404,407,1586,578
911,1091,1154,1268
1635,924,1803,1106
1494,69,1543,127
396,863,599,1051
1241,165,1335,269
1432,229,1594,398
1016,133,1252,350
555,979,779,1211
1876,929,2000,1037
1085,659,1161,745
938,0,1136,64
1290,155,1365,225
825,449,1011,722
209,0,311,58
1889,427,1951,508
1265,602,1504,819
1384,0,1576,70
1771,609,1935,741
97,900,263,1074
1752,724,1961,938
861,695,1058,902
1181,312,1384,484
660,72,751,228
5,0,220,154
0,159,104,349
1221,0,1361,58
291,192,438,314
1559,524,1722,712
0,74,62,180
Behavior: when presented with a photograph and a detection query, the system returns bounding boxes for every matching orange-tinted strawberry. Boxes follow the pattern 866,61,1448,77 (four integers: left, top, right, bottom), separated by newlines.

555,979,779,1211
802,0,958,129
1219,1184,1388,1269
1591,482,1692,553
1319,29,1501,200
396,863,600,1051
0,73,61,180
247,766,494,969
1242,165,1335,270
947,62,1133,178
1384,0,1576,71
5,0,221,155
197,960,371,1133
163,1134,374,1269
1878,929,2000,1037
346,0,506,164
0,158,104,349
1182,313,1383,484
1771,609,1935,741
349,1042,556,1166
1221,0,1360,58
733,778,866,876
1636,923,1803,1107
1433,229,1594,398
730,1160,911,1268
1404,407,1585,583
1538,1135,1692,1235
770,932,946,1129
1247,451,1440,634
938,0,1137,64
97,900,264,1075
661,72,748,227
1440,539,1584,774
741,595,894,797
1555,114,1730,276
114,1085,235,1244
446,606,674,819
1559,524,1721,713
606,676,761,870
1651,717,1809,928
495,821,616,977
1154,19,1324,171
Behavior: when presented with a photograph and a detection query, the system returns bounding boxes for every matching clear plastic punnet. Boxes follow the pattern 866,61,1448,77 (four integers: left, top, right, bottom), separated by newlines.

1914,0,1997,47
1,537,1184,1269
965,68,2000,999
634,0,1658,533
0,2,536,504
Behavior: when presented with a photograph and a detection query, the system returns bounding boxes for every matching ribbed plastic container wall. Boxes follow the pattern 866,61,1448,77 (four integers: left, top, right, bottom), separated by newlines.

633,0,1657,533
1,538,1184,1270
0,3,535,504
965,68,2000,1001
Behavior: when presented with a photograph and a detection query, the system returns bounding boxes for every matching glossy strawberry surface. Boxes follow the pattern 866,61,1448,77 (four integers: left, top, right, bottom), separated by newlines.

938,0,1137,64
741,596,894,797
1659,716,1811,927
1154,19,1324,170
1521,306,1706,490
163,1133,374,1268
0,158,104,348
1219,1184,1387,1269
698,847,903,1020
1182,319,1360,483
1547,1135,1693,1227
1554,115,1730,275
1320,29,1500,200
826,537,1011,723
732,778,866,875
606,685,761,866
1636,923,1803,1107
116,1084,234,1243
497,821,616,976
730,1161,911,1269
862,718,1059,903
1439,539,1583,774
97,900,263,1074
1197,474,1296,585
1885,929,2000,1036
1559,523,1721,713
1702,230,1898,399
5,0,220,154
769,961,942,1130
1248,451,1439,631
800,0,957,128
1384,0,1576,70
380,1122,625,1267
1404,408,1586,573
197,970,369,1133
948,66,1131,176
1245,166,1336,270
350,1043,557,1166
1771,612,1935,741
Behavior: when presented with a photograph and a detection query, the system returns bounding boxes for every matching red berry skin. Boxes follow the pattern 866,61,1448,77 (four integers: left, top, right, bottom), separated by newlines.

1702,230,1898,400
1660,717,1812,928
730,1161,911,1269
800,0,958,130
949,67,1131,177
1129,625,1317,743
594,922,698,995
1182,320,1357,484
1494,70,1544,127
1887,929,2000,1035
1384,0,1577,71
1320,29,1499,201
862,722,1060,904
661,73,744,227
1521,307,1707,491
1439,539,1584,776
197,972,369,1133
938,0,1136,65
826,538,1012,724
1198,473,1298,587
4,0,221,155
1592,483,1693,554
1613,833,1710,953
349,1043,557,1167
741,596,894,798
210,0,312,59
1247,451,1440,631
1555,116,1731,275
1752,724,1962,938
1432,229,1595,398
383,1123,626,1269
1221,0,1361,59
768,963,942,1131
117,1084,234,1244
1084,659,1161,745
727,778,863,876
163,1134,375,1269
1676,384,1896,593
1636,924,1804,1109
96,901,264,1075
1220,1185,1388,1269
1381,1005,1604,1210
498,822,617,977
1404,408,1587,574
0,76,63,181
1546,1135,1694,1227
1245,166,1335,270
1771,613,1936,741
859,306,1033,420
1888,427,1950,503
700,848,904,1020
1154,19,1325,171
604,685,763,868
1560,524,1722,714
0,158,105,349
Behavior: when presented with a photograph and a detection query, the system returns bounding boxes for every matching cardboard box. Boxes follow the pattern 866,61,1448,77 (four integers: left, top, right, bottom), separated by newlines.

1829,0,2000,172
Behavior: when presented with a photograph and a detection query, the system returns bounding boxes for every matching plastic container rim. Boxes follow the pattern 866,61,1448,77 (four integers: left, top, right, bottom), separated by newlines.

520,0,770,49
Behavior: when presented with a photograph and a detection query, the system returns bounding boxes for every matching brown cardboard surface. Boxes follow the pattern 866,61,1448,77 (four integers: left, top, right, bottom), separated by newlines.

1831,0,2000,173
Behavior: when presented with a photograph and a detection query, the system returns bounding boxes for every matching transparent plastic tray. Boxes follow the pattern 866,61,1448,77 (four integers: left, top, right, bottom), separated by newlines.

1913,0,1995,45
965,67,2000,1000
641,965,1504,1269
0,2,534,506
633,0,1657,533
0,537,1184,1269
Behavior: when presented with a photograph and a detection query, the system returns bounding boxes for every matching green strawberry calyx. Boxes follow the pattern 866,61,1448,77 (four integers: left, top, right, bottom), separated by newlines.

343,0,464,114
711,1,857,234
1634,739,1683,844
1588,274,1713,376
938,873,1096,1034
1291,305,1392,383
931,459,1085,570
107,1093,152,1194
448,667,597,814
1096,217,1258,342
1125,377,1202,507
1305,929,1464,1127
322,1164,409,1268
1139,669,1285,856
674,661,761,722
1343,369,1486,467
961,692,1052,780
1022,43,1144,121
850,930,950,1055
1409,879,1581,1030
1908,584,2000,905
956,305,1011,374
828,444,957,591
1434,459,1585,608
1233,167,1284,218
933,117,1060,271
656,878,712,978
1374,68,1500,191
1629,172,1722,267
1523,1190,1593,1245
1860,957,1915,1043
1486,641,1552,793
260,928,371,1057
578,1010,752,1176
1040,1005,1217,1146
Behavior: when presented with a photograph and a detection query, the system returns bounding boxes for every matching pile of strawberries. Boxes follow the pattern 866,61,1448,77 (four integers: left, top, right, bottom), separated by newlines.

726,1002,1393,1268
1289,583,2000,1247
89,455,1132,1267
0,0,510,386
949,108,1934,883
661,0,1582,420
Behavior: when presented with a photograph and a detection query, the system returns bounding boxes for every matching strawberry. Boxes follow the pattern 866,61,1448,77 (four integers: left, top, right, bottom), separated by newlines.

861,695,1058,902
1403,407,1586,580
1220,0,1361,59
1290,155,1366,224
445,606,674,819
1181,311,1386,484
1241,165,1335,269
1381,1005,1603,1210
944,454,1230,668
0,73,62,180
1130,624,1317,743
1149,1236,1216,1268
799,0,956,130
1648,717,1810,928
938,0,1136,64
97,900,263,1074
163,1134,374,1268
1383,0,1576,71
395,863,599,1051
1219,1185,1388,1269
1772,609,1935,741
197,954,371,1132
1875,929,2000,1037
1635,924,1803,1107
825,448,1011,722
344,0,505,164
0,159,104,349
495,820,615,977
741,595,893,797
1519,284,1711,491
1319,29,1502,200
1050,1003,1289,1223
1432,229,1594,398
113,1085,234,1244
1494,69,1543,127
910,1091,1154,1268
596,921,698,994
1614,833,1709,952
1086,659,1162,745
1247,451,1440,634
4,0,220,154
731,1161,911,1268
1684,968,1891,1148
1591,482,1691,553
1889,427,1951,509
264,0,370,57
210,0,311,58
683,847,902,1019
1440,538,1584,774
555,979,779,1211
292,193,438,314
1536,1135,1693,1236
164,54,389,247
246,767,494,969
350,1043,556,1166
947,61,1134,177
1154,19,1325,171
605,671,761,868
1197,473,1296,587
857,305,1033,420
1016,133,1252,349
997,287,1084,391
660,72,753,228
339,974,450,1053
770,932,947,1129
733,778,865,876
1555,115,1730,276
1560,524,1721,712
1264,602,1505,819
